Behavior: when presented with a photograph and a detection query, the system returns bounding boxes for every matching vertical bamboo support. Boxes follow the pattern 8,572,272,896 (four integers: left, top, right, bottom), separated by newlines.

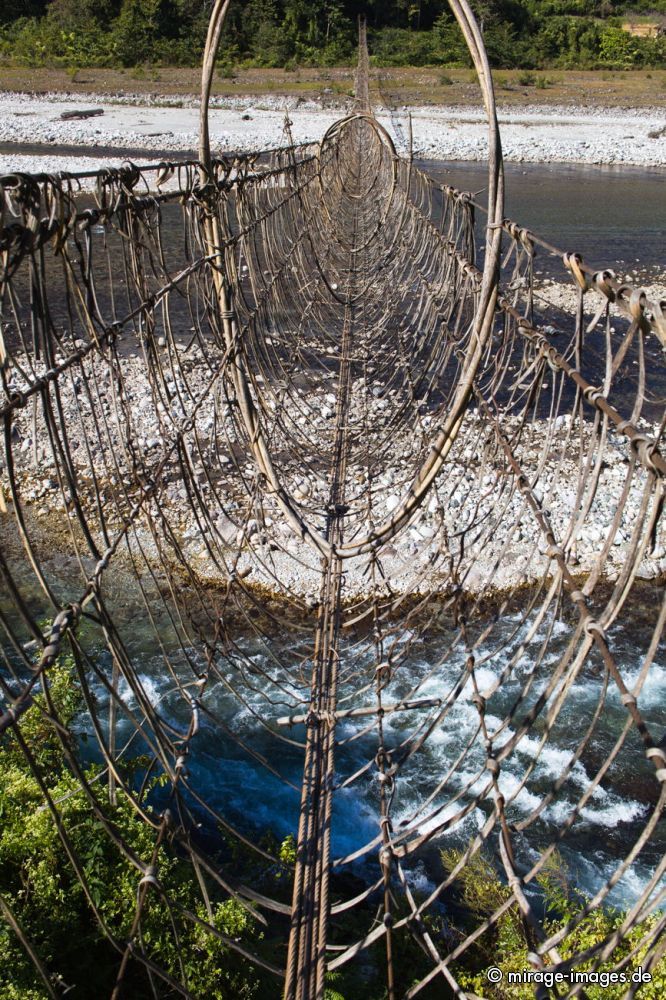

108,656,119,805
199,0,235,348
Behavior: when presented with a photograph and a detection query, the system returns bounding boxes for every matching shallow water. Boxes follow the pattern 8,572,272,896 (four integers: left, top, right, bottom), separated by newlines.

422,160,666,276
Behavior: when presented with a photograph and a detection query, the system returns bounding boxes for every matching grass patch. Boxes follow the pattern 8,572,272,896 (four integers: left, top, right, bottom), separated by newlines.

0,65,661,108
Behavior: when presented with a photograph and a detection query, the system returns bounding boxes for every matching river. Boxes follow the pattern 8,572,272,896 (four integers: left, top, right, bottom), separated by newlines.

1,156,664,920
423,159,666,277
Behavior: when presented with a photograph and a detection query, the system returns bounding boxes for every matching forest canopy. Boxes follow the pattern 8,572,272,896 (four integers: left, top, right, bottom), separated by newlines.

0,1,665,71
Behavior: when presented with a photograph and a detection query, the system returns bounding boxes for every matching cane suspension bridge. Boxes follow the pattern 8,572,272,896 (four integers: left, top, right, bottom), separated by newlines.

0,2,665,997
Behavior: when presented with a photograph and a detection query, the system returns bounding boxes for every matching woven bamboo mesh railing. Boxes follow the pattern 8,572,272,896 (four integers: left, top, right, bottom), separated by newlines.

0,3,664,998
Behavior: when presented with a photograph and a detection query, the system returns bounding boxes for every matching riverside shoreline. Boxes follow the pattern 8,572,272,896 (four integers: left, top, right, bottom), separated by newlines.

3,281,665,603
0,90,665,179
5,399,664,603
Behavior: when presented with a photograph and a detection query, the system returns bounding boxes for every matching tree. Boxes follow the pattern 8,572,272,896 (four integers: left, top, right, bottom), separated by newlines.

434,11,470,63
0,0,665,68
599,23,644,67
0,0,47,25
113,0,184,65
48,0,121,28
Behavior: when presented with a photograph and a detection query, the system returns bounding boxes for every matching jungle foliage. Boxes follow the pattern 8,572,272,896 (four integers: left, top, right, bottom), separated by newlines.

0,639,441,999
0,0,665,70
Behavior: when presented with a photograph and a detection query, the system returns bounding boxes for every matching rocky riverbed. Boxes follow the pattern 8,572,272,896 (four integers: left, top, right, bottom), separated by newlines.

0,91,665,180
2,288,664,603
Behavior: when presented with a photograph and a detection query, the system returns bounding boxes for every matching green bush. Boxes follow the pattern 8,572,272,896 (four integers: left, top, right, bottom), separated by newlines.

517,69,537,85
217,61,237,79
0,644,264,998
441,847,666,999
369,27,447,67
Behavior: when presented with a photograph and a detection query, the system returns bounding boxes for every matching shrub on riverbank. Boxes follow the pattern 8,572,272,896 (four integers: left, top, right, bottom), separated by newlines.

441,847,666,999
0,647,265,998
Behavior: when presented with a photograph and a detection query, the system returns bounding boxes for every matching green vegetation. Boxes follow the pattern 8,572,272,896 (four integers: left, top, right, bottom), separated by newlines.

0,1,665,72
0,642,267,998
441,846,666,998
